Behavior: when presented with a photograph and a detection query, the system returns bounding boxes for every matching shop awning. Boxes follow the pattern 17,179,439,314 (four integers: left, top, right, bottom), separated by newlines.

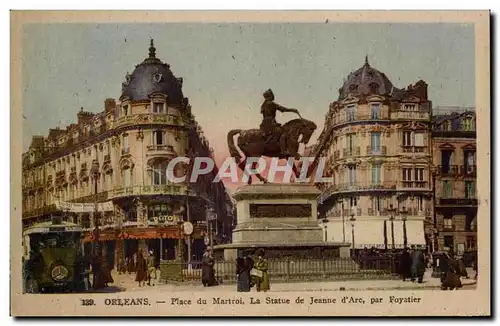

388,220,426,249
82,227,205,243
325,218,426,249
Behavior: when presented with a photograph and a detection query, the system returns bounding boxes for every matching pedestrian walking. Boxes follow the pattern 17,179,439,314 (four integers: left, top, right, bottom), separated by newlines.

201,250,217,287
135,250,148,287
236,250,254,292
251,249,270,292
398,247,412,281
147,250,157,286
410,246,426,283
439,248,462,290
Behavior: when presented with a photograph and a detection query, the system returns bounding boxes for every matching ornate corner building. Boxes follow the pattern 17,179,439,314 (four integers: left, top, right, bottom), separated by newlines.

21,40,234,265
431,108,477,253
313,57,433,250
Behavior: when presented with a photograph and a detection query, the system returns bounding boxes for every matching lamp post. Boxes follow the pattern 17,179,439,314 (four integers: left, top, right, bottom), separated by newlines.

349,213,356,255
400,206,409,249
341,200,346,243
322,217,329,242
388,204,396,250
90,160,100,256
90,160,102,290
206,207,217,250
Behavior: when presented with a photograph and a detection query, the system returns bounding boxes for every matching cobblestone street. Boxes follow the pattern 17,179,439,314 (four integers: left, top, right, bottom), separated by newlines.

93,268,477,293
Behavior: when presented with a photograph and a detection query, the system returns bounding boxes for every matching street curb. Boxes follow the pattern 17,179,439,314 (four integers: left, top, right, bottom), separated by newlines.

156,280,477,292
273,282,477,292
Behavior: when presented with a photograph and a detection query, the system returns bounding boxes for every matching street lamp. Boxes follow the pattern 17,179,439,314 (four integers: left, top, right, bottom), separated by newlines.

90,160,100,256
349,213,356,254
90,159,102,290
340,199,346,243
387,204,397,250
206,207,217,250
322,217,329,242
400,206,409,249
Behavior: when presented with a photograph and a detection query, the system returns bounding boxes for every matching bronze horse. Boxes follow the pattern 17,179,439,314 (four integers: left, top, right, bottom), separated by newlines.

227,118,317,184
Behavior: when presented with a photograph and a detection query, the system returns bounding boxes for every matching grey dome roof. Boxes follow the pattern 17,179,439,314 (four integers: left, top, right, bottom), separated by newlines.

121,40,184,105
338,56,394,100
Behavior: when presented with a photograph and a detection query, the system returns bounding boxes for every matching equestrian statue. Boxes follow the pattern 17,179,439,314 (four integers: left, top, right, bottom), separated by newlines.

227,89,317,184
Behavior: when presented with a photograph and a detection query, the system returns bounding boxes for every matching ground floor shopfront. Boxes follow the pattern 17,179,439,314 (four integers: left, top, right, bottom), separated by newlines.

82,226,210,269
435,205,477,253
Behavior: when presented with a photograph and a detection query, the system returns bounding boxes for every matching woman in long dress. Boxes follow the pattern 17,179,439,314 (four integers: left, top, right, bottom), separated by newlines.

252,249,270,292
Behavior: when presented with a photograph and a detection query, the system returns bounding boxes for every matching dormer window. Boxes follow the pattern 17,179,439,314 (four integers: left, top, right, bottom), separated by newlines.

443,120,452,131
153,72,163,83
369,82,379,94
371,103,380,119
153,102,165,114
122,105,129,117
463,117,474,131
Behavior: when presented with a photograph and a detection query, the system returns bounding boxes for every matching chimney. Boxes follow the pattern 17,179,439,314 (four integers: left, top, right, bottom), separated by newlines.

104,98,116,112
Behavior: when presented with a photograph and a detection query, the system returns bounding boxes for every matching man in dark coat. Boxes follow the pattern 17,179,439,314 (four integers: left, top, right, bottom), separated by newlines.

439,248,462,290
236,250,254,292
410,246,426,283
201,251,217,287
398,247,412,281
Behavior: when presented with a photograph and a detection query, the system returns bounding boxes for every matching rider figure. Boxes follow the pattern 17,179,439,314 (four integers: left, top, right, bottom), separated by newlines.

260,89,300,149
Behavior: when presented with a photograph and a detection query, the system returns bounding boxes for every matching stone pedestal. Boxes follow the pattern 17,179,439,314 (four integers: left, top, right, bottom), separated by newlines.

213,184,350,259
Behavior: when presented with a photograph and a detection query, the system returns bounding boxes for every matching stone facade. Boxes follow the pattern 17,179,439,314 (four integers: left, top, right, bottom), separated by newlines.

21,40,233,265
313,57,433,250
431,108,477,253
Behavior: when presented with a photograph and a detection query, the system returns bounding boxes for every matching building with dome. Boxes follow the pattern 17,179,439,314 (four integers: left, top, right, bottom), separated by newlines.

21,40,234,266
313,56,433,252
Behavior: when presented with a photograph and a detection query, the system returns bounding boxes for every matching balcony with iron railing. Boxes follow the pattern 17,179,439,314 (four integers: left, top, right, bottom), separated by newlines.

343,147,361,158
115,113,185,129
342,208,362,217
104,154,111,163
146,144,176,157
402,146,427,154
437,165,477,177
398,181,429,190
366,146,387,156
321,181,398,199
329,113,391,127
108,184,189,199
438,198,478,206
438,165,460,177
390,111,430,121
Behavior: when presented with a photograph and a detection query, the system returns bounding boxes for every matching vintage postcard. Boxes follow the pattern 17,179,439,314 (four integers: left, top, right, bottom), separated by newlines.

10,10,490,317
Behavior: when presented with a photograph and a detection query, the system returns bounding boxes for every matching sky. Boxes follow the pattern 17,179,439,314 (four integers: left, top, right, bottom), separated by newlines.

21,22,475,187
